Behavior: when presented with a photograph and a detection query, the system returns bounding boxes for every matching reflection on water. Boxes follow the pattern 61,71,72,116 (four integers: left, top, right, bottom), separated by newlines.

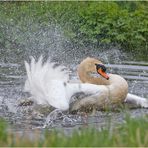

0,24,148,133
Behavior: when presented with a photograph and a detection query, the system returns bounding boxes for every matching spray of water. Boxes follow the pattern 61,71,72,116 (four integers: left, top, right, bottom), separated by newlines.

43,109,78,128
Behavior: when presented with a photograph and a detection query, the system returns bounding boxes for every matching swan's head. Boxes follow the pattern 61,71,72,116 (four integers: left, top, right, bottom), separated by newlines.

78,57,110,84
95,63,109,80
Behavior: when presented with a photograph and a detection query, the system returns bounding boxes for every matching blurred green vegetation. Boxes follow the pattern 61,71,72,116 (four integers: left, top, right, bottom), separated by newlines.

0,116,147,147
0,1,147,60
0,119,7,145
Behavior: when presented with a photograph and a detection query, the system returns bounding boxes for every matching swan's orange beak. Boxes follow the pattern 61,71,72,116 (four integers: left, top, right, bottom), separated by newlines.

97,69,109,80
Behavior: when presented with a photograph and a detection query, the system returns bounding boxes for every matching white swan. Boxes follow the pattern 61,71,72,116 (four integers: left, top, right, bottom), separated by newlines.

24,56,148,111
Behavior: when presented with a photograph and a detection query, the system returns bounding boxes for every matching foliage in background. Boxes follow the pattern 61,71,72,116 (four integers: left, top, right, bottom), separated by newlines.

0,116,147,147
0,1,147,60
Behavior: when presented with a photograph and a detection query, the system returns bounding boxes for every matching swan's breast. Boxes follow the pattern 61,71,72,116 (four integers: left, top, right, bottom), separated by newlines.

108,74,128,102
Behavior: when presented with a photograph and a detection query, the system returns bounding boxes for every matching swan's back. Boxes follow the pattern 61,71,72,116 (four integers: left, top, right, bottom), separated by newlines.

24,56,70,110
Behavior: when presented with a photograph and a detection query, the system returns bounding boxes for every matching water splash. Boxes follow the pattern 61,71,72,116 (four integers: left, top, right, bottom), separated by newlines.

43,109,77,128
43,109,64,128
62,116,77,127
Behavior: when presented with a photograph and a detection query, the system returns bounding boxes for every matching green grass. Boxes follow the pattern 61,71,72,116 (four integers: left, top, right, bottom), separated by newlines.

0,116,148,147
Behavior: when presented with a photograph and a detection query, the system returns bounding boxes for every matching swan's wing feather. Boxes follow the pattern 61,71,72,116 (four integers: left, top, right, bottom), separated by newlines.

24,56,70,110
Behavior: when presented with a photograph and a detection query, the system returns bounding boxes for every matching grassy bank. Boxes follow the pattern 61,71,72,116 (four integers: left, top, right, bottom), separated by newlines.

0,1,147,61
0,116,148,147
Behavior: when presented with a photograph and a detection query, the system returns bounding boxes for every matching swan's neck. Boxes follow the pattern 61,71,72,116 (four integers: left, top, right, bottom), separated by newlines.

106,74,128,103
78,69,110,85
77,57,110,85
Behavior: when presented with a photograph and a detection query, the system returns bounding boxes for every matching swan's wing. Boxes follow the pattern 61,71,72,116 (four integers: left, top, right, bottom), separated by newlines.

68,83,108,111
24,56,70,110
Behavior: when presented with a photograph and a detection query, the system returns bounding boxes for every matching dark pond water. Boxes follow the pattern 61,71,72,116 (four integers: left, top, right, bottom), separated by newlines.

0,24,148,135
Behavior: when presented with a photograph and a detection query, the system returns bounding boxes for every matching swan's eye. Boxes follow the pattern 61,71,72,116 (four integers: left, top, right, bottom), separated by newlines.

101,65,106,72
95,63,109,80
95,64,106,72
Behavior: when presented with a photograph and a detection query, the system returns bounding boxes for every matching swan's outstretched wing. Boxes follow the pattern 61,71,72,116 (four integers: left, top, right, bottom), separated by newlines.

24,56,70,110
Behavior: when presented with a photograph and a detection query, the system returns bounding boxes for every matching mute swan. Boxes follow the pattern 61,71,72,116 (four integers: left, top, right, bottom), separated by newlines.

24,56,148,111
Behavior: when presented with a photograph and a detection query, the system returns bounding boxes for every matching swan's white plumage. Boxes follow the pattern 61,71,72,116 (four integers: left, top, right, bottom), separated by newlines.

24,56,70,110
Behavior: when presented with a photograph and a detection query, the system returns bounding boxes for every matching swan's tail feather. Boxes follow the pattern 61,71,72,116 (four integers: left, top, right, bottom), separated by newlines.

125,93,148,108
24,56,70,107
